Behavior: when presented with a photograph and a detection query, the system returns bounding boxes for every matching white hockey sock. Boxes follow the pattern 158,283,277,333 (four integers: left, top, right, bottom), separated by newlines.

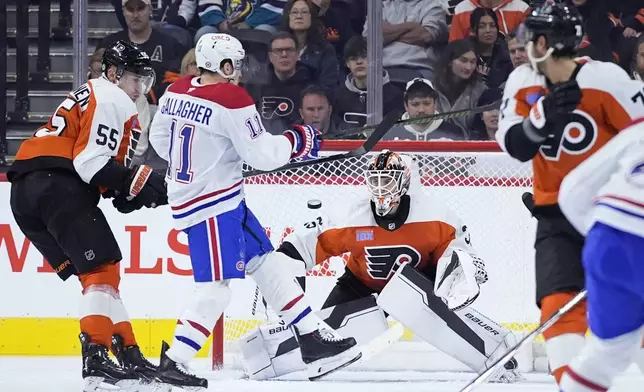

249,252,320,334
166,281,232,364
560,329,644,392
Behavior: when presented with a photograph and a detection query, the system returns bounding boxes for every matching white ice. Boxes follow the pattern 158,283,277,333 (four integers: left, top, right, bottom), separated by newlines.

1,357,643,392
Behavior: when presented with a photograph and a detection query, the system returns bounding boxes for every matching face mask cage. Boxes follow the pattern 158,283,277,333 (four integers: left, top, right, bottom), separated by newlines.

365,169,405,216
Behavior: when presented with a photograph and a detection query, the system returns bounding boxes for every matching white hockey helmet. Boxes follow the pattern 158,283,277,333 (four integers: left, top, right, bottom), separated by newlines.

195,33,246,81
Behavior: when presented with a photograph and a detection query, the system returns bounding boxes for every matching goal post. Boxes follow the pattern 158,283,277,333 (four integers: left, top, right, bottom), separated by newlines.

211,140,541,372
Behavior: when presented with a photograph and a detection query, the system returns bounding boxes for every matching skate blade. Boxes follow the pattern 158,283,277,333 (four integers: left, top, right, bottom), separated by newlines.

83,377,137,392
156,382,205,392
307,347,363,381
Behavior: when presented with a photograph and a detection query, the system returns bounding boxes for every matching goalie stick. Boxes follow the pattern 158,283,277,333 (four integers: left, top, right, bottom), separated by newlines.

326,100,502,139
243,109,403,178
459,289,588,392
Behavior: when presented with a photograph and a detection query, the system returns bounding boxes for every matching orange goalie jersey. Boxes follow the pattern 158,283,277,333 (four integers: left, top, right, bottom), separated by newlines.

8,77,140,184
282,193,476,292
496,59,644,207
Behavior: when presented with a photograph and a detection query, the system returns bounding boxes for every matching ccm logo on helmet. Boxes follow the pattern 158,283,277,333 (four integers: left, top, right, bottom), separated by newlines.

539,109,599,161
211,35,231,41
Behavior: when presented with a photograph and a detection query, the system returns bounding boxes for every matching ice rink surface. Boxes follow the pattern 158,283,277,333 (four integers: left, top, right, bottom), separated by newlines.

2,357,644,392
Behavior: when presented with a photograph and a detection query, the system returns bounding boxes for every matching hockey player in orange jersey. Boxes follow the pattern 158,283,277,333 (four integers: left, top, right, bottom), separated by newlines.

237,150,523,383
496,2,644,385
7,41,167,391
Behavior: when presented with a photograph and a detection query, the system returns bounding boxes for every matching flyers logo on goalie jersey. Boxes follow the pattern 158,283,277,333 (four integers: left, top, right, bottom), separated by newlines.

364,245,421,280
498,60,644,206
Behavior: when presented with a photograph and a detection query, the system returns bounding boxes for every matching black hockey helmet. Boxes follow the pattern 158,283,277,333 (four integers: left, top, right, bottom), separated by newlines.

102,40,155,94
519,1,584,58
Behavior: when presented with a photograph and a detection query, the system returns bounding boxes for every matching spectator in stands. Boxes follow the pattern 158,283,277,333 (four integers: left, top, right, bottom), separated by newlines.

280,0,339,89
111,0,197,48
470,8,513,88
311,0,355,79
432,39,487,138
385,78,464,141
506,28,528,69
364,0,448,80
98,0,188,105
450,0,530,42
296,85,342,136
195,0,287,42
181,48,199,76
246,32,314,134
470,87,502,140
333,36,403,128
632,35,644,81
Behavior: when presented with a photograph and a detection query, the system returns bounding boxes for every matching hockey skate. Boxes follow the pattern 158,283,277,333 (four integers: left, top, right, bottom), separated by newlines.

488,358,525,383
79,333,138,392
154,341,208,391
111,334,168,392
293,324,362,381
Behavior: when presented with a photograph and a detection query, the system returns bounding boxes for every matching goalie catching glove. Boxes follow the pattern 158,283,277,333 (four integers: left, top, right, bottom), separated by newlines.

283,124,322,160
435,248,488,311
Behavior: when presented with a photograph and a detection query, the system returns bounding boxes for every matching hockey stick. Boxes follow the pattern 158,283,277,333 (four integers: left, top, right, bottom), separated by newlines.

242,109,404,178
459,289,588,392
326,100,502,139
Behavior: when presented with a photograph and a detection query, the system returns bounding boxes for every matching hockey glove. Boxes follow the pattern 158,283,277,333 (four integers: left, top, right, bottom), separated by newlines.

112,194,144,214
434,249,487,311
125,165,168,208
528,80,583,133
283,125,322,160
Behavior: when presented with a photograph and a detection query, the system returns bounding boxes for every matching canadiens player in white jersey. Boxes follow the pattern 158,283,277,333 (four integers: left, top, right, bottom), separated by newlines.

148,33,361,389
557,118,644,391
496,2,644,385
237,150,523,383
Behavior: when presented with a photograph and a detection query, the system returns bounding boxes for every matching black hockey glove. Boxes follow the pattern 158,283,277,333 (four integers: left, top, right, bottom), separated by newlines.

527,80,583,137
125,165,168,208
112,194,144,214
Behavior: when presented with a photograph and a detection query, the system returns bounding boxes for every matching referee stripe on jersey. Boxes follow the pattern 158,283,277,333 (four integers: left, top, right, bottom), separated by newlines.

207,217,223,281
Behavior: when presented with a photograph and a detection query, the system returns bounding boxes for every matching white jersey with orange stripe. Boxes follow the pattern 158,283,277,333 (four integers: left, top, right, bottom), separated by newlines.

148,76,294,230
560,118,644,239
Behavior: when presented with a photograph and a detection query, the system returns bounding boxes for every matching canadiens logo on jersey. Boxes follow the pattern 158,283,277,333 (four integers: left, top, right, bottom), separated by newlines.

261,96,294,119
364,245,421,280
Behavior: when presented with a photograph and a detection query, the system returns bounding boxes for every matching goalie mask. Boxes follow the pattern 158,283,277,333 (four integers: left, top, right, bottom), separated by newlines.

365,150,412,217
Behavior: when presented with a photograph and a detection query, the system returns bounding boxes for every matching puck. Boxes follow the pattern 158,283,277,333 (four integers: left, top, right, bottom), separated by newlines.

307,199,322,209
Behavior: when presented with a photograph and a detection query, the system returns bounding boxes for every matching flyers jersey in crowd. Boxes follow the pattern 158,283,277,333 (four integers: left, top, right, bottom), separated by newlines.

8,77,139,184
496,59,644,206
283,193,476,291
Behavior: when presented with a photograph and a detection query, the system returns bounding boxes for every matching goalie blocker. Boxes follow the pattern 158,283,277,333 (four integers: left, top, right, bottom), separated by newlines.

240,263,520,380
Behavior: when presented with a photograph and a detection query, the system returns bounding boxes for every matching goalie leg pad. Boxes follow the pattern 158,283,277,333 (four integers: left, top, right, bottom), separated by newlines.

239,295,388,380
166,281,231,364
377,263,516,374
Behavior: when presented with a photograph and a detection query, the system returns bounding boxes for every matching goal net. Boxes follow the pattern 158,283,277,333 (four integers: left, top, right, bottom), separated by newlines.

212,140,541,373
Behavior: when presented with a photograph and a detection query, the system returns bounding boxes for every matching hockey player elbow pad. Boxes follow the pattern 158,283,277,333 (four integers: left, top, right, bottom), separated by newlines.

126,165,168,208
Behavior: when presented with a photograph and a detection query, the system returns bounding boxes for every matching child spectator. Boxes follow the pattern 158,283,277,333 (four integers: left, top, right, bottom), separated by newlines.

333,36,403,128
450,0,530,42
470,8,513,88
364,0,448,79
281,0,339,89
470,87,502,140
385,78,464,141
432,39,488,138
195,0,287,42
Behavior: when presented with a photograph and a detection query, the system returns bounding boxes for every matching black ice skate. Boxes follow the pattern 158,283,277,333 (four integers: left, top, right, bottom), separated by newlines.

111,334,158,383
155,341,208,391
79,333,138,392
293,325,362,381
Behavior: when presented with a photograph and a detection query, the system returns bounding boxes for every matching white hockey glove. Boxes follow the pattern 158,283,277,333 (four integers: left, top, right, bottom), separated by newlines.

434,249,488,311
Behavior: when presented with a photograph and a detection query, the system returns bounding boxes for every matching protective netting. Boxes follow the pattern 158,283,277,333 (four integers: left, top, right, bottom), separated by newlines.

217,144,541,366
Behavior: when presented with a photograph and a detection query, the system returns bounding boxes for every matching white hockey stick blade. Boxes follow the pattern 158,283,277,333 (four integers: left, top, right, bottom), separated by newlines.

459,290,587,392
356,322,406,364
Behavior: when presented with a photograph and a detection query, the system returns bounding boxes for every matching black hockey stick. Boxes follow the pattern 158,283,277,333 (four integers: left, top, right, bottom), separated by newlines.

459,289,588,392
242,109,403,178
326,100,502,139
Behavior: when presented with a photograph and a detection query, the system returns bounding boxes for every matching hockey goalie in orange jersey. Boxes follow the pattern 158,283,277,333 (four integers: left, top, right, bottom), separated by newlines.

495,2,644,386
237,151,522,383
